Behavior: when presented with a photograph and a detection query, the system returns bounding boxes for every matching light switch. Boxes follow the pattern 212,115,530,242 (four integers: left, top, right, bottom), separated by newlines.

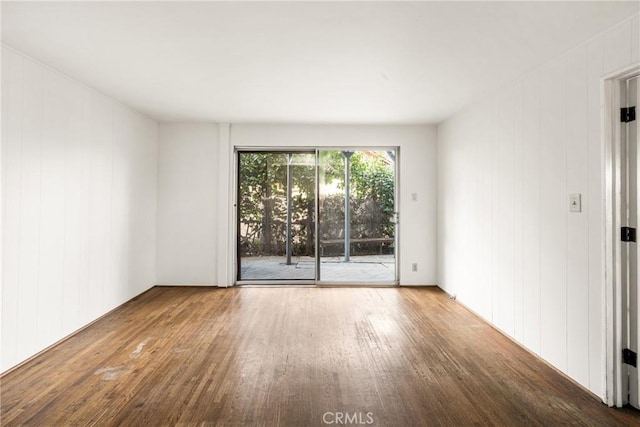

569,194,581,212
411,193,418,202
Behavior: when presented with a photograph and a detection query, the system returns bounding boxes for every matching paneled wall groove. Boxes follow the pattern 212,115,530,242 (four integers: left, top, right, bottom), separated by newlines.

437,13,639,399
583,47,592,387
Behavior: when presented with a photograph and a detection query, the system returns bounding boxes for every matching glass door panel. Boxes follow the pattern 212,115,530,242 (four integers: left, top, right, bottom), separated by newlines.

237,151,316,281
318,149,397,283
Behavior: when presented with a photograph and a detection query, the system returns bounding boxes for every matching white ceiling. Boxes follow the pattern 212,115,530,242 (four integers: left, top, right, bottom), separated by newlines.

2,1,639,124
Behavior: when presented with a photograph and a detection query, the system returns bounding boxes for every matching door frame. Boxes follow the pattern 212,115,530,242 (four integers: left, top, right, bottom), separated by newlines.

235,148,318,285
233,146,400,286
315,147,400,286
603,63,640,407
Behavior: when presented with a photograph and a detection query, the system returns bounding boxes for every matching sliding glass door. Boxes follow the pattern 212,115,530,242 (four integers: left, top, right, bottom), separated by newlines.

237,151,316,281
236,148,397,284
317,150,396,283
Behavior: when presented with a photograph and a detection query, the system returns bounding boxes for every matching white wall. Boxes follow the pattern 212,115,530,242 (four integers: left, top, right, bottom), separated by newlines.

230,124,438,286
1,46,158,372
437,13,639,400
156,123,218,284
155,123,437,286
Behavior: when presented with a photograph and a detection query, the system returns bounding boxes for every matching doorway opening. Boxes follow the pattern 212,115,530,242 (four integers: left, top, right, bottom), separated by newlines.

236,148,398,284
604,65,639,408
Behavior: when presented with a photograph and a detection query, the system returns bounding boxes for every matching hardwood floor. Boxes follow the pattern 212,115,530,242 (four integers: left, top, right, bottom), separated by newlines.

1,286,638,426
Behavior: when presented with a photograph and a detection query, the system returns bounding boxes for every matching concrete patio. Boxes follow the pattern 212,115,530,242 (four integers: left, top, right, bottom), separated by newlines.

239,255,396,282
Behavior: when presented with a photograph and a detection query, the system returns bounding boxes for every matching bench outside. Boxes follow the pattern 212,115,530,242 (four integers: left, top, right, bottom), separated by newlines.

319,237,394,256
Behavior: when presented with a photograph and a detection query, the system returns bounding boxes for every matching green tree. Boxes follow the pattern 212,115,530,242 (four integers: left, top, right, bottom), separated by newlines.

239,150,395,257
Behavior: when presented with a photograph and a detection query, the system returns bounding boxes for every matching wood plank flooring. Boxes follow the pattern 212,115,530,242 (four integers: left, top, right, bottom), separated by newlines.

1,286,639,426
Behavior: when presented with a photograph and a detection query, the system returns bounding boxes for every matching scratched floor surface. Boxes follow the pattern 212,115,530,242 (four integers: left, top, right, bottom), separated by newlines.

1,286,639,426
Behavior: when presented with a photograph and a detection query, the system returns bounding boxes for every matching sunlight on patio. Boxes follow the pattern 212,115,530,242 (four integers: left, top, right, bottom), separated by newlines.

240,255,395,282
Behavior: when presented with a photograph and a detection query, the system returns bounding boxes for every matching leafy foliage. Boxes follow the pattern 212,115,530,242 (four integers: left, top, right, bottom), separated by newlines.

239,151,395,257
